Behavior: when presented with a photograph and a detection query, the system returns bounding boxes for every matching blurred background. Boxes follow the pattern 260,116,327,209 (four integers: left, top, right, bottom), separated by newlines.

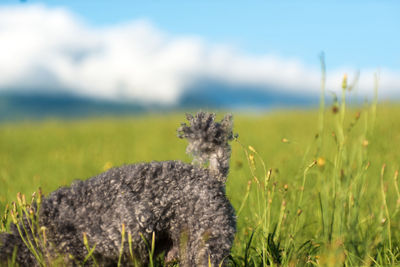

0,0,399,121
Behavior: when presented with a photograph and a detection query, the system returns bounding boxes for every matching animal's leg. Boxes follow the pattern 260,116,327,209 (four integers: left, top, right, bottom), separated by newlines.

180,212,236,267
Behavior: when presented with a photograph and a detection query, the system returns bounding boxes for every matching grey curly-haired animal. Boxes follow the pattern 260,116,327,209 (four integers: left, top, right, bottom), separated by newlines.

0,112,236,266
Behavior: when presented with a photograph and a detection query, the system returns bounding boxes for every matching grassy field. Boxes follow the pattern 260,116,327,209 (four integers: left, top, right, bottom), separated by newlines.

1,101,400,266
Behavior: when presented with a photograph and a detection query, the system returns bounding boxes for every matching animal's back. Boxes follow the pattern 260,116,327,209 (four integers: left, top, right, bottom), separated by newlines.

38,160,230,263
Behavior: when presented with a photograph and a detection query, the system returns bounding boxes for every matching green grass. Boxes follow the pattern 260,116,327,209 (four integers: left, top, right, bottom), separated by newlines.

1,101,400,266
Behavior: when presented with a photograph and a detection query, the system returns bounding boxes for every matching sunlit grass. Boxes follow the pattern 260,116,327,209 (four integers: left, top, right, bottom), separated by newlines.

1,100,400,265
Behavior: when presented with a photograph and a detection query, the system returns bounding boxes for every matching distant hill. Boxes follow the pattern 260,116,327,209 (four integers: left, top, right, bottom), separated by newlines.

180,80,318,109
0,83,318,121
0,92,147,122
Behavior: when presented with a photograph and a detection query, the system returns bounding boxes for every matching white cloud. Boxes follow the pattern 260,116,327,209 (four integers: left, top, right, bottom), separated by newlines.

0,4,398,105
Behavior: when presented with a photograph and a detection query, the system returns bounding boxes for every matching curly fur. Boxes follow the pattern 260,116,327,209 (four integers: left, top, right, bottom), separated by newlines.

0,112,236,266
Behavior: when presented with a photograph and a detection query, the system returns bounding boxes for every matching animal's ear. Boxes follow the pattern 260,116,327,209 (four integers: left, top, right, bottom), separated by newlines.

221,113,234,140
221,114,232,127
185,113,194,122
223,113,233,122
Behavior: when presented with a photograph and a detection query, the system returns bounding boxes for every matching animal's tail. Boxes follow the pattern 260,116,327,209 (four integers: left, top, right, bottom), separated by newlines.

178,112,234,182
0,231,35,265
1,232,20,264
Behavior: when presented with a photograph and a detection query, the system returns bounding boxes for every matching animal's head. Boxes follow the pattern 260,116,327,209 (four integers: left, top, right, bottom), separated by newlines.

178,112,235,182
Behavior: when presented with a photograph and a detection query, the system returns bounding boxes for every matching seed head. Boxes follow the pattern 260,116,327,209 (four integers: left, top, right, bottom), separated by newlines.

247,180,252,190
267,168,272,182
248,154,255,167
297,209,302,216
22,194,26,206
248,146,256,153
41,226,47,245
365,161,371,170
83,232,89,247
381,164,386,176
17,192,22,207
103,161,113,171
317,157,326,167
10,210,18,224
362,140,369,147
31,192,36,205
37,188,42,205
342,73,348,89
12,202,17,213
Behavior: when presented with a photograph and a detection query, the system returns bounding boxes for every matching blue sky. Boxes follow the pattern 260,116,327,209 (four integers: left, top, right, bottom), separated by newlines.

0,1,398,104
6,0,399,70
